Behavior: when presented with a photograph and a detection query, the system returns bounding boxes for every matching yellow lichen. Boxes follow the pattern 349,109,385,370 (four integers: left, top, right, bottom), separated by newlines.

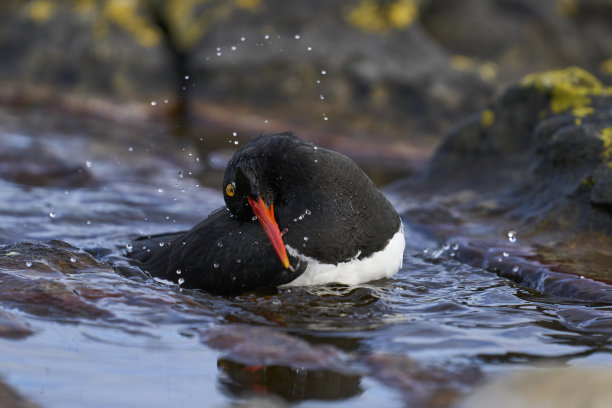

478,62,498,82
104,0,160,47
600,128,612,170
480,109,495,128
520,67,611,114
28,0,56,22
601,128,612,152
450,56,497,82
235,0,261,9
346,0,418,34
600,59,612,76
572,106,594,117
582,177,595,188
556,0,579,16
450,55,474,71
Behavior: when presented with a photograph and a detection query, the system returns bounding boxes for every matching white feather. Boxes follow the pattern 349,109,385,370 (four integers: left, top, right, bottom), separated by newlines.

282,223,405,287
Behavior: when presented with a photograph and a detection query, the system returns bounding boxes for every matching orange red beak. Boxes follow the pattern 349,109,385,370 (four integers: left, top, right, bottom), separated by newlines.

247,196,291,269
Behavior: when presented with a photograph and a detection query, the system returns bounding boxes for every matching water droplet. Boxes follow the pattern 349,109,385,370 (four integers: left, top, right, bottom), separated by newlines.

216,51,222,56
305,209,311,215
512,266,519,272
157,188,164,193
294,34,301,39
159,242,165,247
184,75,190,80
150,101,157,106
236,258,242,263
86,161,92,168
234,141,239,145
451,243,459,251
178,277,185,285
316,79,321,84
178,171,184,178
128,146,133,152
580,275,585,279
25,261,32,267
503,252,509,257
217,241,223,248
252,216,258,221
70,257,76,262
323,116,329,121
264,120,269,124
231,45,237,51
164,99,169,104
307,46,312,51
213,263,219,268
49,211,56,218
86,220,91,225
507,230,517,243
125,243,133,251
303,236,309,241
176,269,182,275
321,70,327,75
314,159,318,163
264,34,270,40
320,94,325,100
232,131,237,137
240,36,246,42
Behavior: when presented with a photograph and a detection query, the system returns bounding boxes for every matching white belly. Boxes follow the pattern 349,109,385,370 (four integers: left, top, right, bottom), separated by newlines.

282,223,405,287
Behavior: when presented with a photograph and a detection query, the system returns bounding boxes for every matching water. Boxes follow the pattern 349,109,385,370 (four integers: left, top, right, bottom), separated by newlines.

1,109,611,407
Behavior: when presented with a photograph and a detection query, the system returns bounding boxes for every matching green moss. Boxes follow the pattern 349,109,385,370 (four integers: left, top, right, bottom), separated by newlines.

520,67,611,114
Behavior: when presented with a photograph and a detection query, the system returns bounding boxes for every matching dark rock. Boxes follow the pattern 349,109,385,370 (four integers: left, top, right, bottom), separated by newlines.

200,324,352,372
393,67,612,298
364,353,481,408
0,376,40,408
0,240,113,319
0,308,33,339
398,67,612,234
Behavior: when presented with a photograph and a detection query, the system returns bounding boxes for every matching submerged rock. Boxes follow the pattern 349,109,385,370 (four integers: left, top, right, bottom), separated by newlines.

458,366,612,408
0,308,33,339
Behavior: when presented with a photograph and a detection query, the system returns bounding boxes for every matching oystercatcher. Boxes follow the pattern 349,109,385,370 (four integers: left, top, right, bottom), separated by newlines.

129,132,404,295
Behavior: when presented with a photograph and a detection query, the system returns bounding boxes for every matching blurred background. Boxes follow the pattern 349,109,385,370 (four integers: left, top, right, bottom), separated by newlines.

2,0,611,185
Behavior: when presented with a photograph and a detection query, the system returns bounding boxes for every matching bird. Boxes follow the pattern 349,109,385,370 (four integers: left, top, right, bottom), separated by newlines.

128,132,405,296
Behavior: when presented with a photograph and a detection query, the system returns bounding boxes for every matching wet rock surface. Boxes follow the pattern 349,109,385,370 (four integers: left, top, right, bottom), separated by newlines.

457,366,612,408
394,67,612,300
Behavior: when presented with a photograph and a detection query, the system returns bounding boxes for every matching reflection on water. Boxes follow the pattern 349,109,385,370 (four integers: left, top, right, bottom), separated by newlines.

1,109,612,407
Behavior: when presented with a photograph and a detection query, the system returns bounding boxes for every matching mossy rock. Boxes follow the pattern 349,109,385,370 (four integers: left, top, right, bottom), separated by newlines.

397,67,612,234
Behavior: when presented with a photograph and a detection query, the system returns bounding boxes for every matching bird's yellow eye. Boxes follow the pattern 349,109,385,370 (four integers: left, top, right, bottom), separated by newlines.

225,183,235,197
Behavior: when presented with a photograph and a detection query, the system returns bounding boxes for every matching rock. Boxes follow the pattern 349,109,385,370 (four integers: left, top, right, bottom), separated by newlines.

0,241,113,319
393,67,612,298
0,308,33,339
398,67,612,234
200,324,352,372
0,376,40,408
364,353,481,408
457,367,612,408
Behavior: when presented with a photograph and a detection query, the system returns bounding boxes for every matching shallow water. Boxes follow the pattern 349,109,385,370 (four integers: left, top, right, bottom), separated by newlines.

1,109,612,407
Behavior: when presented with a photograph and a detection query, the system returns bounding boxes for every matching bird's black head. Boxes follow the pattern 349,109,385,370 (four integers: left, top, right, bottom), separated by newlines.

222,132,305,270
222,132,301,220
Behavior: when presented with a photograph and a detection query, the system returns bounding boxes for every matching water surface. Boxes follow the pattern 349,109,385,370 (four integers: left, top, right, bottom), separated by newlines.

1,109,611,407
